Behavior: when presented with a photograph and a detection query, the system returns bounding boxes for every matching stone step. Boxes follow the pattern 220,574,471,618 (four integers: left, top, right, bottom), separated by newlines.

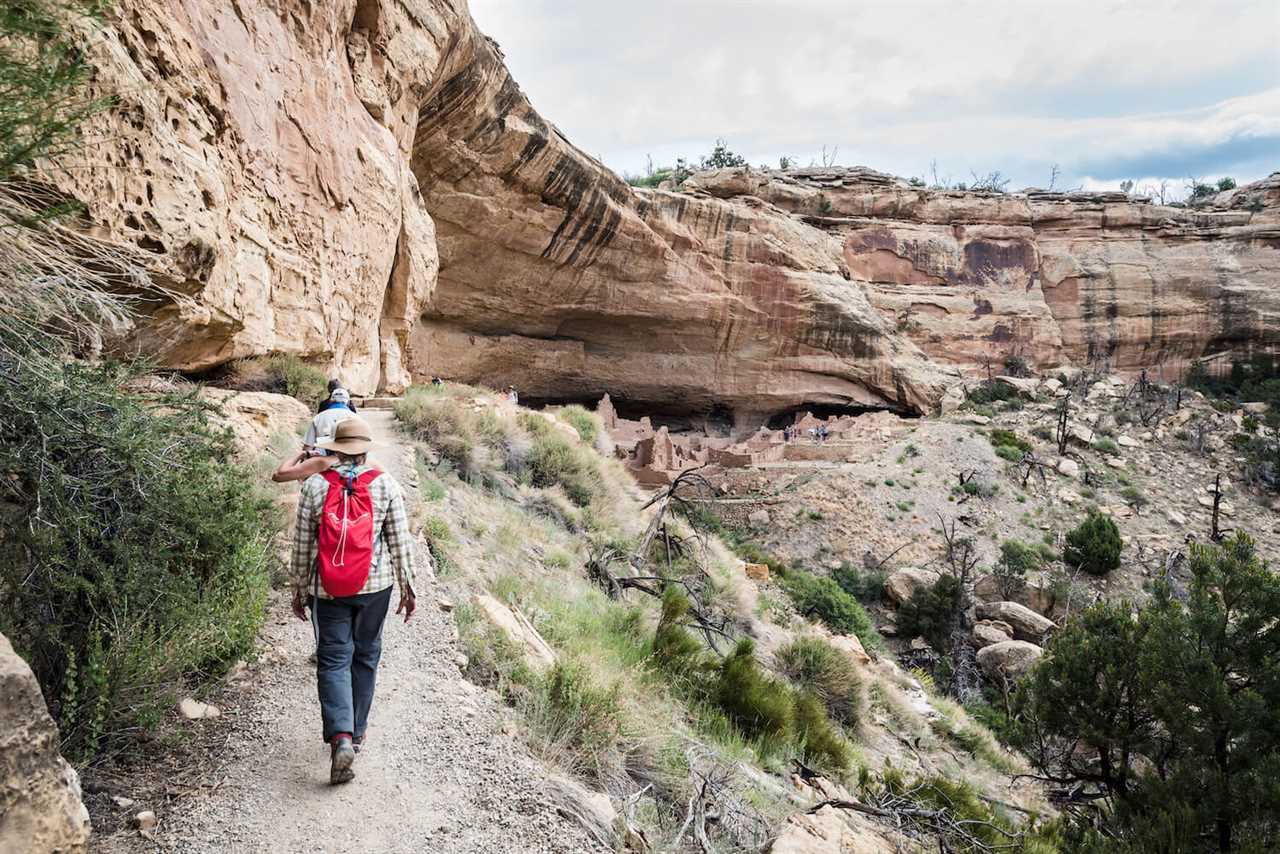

358,396,402,410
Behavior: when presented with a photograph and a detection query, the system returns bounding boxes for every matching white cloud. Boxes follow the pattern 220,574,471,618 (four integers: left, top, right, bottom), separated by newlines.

469,0,1280,186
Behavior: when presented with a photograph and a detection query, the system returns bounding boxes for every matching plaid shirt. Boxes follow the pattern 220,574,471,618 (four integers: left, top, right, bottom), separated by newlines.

291,464,419,599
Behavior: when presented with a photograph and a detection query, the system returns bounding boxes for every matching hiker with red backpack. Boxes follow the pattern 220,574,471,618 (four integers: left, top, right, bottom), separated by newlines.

289,416,422,784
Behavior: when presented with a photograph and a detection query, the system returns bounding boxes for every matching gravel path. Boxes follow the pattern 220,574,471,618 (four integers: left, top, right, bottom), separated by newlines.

106,410,594,853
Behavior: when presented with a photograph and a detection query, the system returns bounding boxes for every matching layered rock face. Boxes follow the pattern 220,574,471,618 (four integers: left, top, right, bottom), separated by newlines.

0,633,91,853
57,0,444,392
60,1,1280,417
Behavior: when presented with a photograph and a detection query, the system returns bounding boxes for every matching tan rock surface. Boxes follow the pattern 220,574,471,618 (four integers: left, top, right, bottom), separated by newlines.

0,632,91,854
471,594,557,673
58,2,1280,417
769,804,897,854
883,567,937,605
976,601,1056,641
977,640,1044,681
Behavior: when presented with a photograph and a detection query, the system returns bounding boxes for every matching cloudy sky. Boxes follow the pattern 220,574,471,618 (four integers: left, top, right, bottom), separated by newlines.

468,0,1279,197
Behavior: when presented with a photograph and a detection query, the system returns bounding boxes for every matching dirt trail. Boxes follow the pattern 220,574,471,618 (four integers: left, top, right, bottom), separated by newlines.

110,410,592,853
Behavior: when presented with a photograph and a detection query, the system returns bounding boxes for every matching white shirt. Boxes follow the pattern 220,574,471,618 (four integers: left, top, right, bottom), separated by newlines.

303,406,354,448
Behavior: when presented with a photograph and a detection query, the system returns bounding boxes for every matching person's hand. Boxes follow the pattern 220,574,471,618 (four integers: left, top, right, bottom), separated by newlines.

396,589,417,623
291,590,308,622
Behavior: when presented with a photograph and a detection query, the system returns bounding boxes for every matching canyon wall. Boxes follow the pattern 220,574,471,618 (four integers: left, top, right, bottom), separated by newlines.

57,0,1280,418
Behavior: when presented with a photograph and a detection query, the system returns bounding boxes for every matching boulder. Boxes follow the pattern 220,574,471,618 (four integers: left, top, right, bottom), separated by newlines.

1067,423,1095,445
939,383,967,415
200,389,311,458
546,774,617,849
770,805,897,853
883,567,938,606
1041,377,1063,395
471,594,557,673
975,601,1056,641
977,640,1043,681
962,413,991,426
744,563,771,582
1116,435,1140,448
972,621,1013,649
826,633,871,666
178,698,221,720
1056,457,1080,478
747,509,771,527
0,632,91,853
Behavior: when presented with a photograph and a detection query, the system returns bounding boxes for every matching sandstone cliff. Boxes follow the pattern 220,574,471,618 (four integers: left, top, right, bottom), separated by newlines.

56,0,1280,420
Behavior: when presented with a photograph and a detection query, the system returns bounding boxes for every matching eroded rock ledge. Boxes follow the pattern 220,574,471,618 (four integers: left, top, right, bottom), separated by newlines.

56,0,1280,422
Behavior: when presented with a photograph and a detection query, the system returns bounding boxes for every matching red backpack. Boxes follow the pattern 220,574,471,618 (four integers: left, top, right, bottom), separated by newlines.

315,468,382,597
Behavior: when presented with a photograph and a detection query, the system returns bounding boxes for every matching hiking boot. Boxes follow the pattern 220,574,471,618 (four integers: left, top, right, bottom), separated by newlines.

352,735,365,754
329,735,356,785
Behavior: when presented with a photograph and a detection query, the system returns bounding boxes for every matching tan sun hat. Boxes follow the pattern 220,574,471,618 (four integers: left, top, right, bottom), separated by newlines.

317,416,372,455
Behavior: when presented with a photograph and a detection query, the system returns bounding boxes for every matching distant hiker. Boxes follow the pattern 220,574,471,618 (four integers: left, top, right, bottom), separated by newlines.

430,376,444,387
506,385,519,405
305,386,356,453
289,417,422,784
318,379,359,414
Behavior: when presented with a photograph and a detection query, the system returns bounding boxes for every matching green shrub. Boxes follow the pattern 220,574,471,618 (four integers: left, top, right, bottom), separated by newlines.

897,574,962,653
651,587,711,688
1063,510,1122,575
994,444,1023,462
0,360,277,762
556,405,600,445
232,354,327,407
988,428,1031,454
781,570,881,650
530,662,623,784
715,639,794,745
966,380,1018,405
422,515,455,575
775,637,861,727
1093,437,1120,456
833,562,885,605
520,414,604,506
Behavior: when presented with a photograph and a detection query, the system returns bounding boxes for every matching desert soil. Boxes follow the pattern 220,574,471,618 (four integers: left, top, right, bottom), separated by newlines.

91,410,592,854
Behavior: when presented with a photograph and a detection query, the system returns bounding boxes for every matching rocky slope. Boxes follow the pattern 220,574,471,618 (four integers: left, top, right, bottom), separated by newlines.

57,0,1280,421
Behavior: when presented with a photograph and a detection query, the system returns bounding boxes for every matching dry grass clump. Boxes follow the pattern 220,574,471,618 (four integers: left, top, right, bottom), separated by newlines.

774,636,863,729
228,354,328,407
396,385,611,510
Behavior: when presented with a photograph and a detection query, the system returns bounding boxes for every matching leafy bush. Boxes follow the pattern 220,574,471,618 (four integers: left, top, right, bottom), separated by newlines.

1119,485,1147,510
775,637,861,727
651,587,711,687
231,354,327,407
994,444,1023,462
0,360,277,762
1063,510,1121,575
781,570,881,650
1015,535,1280,848
897,574,963,653
966,380,1018,405
1093,436,1120,456
528,662,623,784
833,562,886,604
556,404,600,445
422,515,455,575
988,429,1031,454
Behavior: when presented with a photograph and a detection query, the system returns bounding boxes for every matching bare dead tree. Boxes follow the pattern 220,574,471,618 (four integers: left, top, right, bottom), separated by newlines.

937,514,983,702
1048,163,1062,192
1055,395,1071,456
1209,473,1230,543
